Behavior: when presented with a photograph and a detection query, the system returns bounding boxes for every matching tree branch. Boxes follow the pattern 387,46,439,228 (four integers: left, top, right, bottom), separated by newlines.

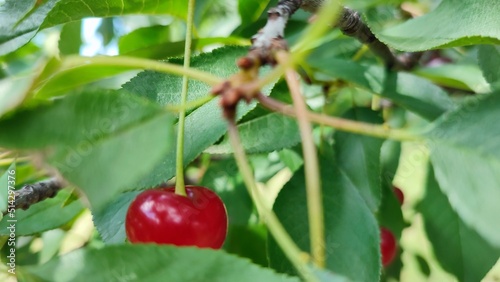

251,0,303,50
3,178,63,215
250,1,421,70
336,7,421,70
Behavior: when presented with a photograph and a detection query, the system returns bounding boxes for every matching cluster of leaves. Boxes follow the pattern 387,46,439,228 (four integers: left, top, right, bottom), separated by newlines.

0,0,499,281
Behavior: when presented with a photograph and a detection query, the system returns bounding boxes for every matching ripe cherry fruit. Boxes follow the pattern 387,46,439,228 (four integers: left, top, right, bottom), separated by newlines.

380,227,397,266
125,185,228,249
393,186,404,205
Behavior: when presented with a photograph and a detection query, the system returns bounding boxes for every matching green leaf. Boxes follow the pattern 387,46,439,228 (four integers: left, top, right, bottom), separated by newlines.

125,46,272,189
224,225,268,267
1,162,38,188
24,245,300,282
58,21,82,55
366,0,500,51
119,25,172,55
0,189,84,236
425,92,500,247
413,64,491,93
378,131,405,280
268,149,380,281
35,59,138,99
206,113,300,154
306,32,362,63
0,0,187,55
118,25,248,59
378,140,405,239
380,70,455,120
135,97,255,191
92,191,139,244
334,108,384,212
0,0,53,56
208,78,361,156
312,267,352,282
415,254,431,278
377,138,405,280
122,46,247,106
309,58,455,120
0,162,15,212
0,75,35,117
418,165,500,282
323,86,373,117
478,45,500,89
238,0,268,26
96,18,115,47
0,90,174,212
251,154,287,183
278,148,304,173
380,139,401,183
200,158,253,226
39,229,66,264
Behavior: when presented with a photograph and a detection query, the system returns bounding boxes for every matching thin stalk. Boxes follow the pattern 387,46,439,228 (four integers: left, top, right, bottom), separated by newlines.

277,52,325,268
175,0,196,196
165,95,214,113
371,94,381,111
258,94,422,142
292,1,342,59
352,45,369,61
227,121,317,282
0,157,29,166
255,64,286,90
0,151,13,159
62,56,221,86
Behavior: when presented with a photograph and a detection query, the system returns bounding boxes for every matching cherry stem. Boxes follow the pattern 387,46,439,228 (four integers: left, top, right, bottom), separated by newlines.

175,0,196,197
61,56,221,87
277,51,325,268
257,94,422,142
227,120,317,282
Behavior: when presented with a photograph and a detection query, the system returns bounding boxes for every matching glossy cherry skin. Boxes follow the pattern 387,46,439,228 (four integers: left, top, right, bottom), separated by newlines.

393,186,404,205
125,186,228,249
380,227,397,266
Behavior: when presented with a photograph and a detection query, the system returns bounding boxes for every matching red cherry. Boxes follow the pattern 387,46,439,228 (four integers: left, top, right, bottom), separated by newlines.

393,186,404,205
380,227,397,266
125,186,228,249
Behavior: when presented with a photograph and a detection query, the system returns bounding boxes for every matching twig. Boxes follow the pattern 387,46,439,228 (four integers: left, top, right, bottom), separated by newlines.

251,1,421,70
62,56,222,86
2,178,63,215
277,51,325,268
336,7,421,70
227,120,317,282
257,94,422,142
251,0,302,49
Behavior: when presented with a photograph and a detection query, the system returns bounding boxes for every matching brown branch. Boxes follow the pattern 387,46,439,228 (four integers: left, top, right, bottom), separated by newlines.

249,0,304,65
3,178,63,215
336,7,421,70
251,1,422,70
251,0,302,49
